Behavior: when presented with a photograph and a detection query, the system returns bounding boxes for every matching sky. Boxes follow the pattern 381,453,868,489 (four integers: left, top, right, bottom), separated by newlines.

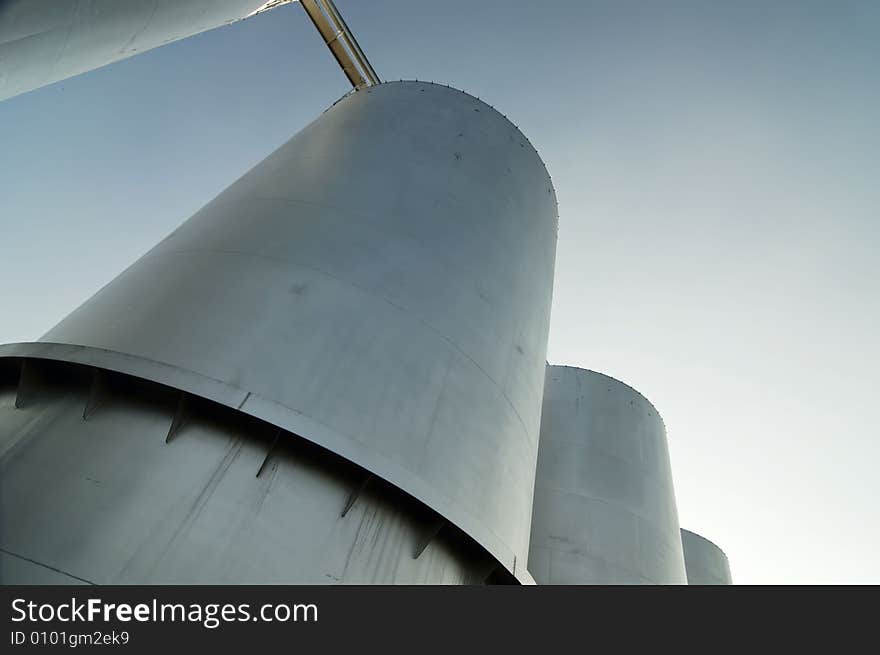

1,0,878,583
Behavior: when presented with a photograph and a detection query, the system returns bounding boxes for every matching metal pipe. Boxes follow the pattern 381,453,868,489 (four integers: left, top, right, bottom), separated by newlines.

300,0,379,89
319,0,380,85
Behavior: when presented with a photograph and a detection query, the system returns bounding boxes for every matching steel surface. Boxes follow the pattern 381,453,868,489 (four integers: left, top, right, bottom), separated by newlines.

0,0,295,101
301,0,379,89
528,366,687,584
0,361,496,583
681,529,732,585
0,82,558,583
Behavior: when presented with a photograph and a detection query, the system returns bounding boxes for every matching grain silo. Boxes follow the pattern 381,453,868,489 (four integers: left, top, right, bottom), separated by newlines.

1,1,738,587
0,81,558,584
0,0,297,102
681,529,733,585
528,366,688,584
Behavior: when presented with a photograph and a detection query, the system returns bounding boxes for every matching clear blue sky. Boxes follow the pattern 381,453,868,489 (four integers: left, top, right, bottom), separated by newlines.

1,1,878,583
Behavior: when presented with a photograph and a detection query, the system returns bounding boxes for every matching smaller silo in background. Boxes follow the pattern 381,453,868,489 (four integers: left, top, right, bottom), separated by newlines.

681,529,733,585
528,366,688,584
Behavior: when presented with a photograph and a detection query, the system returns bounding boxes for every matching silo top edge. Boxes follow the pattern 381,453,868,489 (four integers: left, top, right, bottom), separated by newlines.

545,363,664,422
324,80,558,218
681,528,730,561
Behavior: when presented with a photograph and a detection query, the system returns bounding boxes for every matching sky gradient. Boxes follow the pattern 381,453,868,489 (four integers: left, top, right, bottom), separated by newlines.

1,0,878,583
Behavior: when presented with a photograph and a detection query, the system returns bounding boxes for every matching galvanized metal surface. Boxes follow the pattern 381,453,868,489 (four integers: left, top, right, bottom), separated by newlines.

1,82,558,583
528,366,688,584
0,0,295,101
300,0,379,89
0,361,496,584
681,529,732,585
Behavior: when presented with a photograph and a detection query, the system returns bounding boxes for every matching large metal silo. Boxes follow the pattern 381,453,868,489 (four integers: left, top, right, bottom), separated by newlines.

528,366,687,584
0,0,294,101
681,529,732,585
0,81,558,584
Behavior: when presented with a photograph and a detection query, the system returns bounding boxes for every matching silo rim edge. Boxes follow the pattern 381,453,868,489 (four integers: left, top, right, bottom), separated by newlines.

681,528,731,561
546,363,665,423
0,341,533,584
325,80,558,217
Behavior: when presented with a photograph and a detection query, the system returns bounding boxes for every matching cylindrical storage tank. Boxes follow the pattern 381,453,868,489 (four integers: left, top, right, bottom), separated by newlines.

681,529,732,585
528,366,687,584
0,0,286,101
0,81,558,584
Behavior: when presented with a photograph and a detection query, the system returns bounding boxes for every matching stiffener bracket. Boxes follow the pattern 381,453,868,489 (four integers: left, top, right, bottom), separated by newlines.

340,473,373,517
165,392,188,443
256,430,281,478
82,369,106,420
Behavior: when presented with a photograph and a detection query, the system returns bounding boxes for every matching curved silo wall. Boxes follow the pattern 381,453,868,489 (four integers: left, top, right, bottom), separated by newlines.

0,360,496,584
0,81,558,583
528,366,687,584
0,0,290,102
681,529,732,585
